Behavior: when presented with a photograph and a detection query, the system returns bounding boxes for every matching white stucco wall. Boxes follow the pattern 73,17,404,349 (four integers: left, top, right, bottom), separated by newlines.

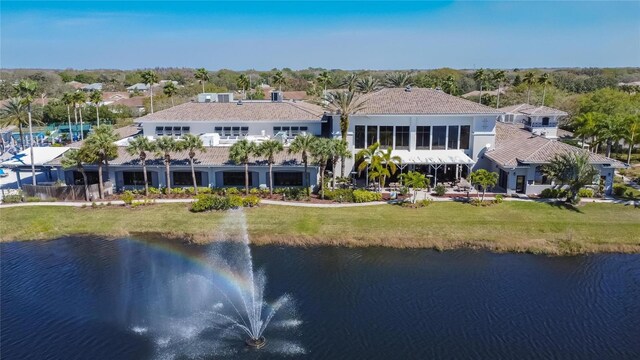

139,120,322,138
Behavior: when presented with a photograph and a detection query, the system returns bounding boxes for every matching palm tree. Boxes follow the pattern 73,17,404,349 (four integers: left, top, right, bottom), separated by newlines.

229,139,258,195
317,71,331,95
289,133,317,196
385,72,413,88
89,90,103,126
356,76,380,94
596,115,626,158
469,169,498,202
492,70,506,108
378,147,401,190
257,139,284,195
237,74,250,99
323,91,367,176
442,75,458,95
163,81,178,107
341,73,359,92
125,136,156,196
272,71,287,92
400,171,428,203
329,139,351,189
15,80,38,185
85,125,117,199
155,136,183,193
180,134,206,194
473,69,486,104
543,152,598,204
61,92,75,141
523,71,536,104
0,98,29,149
310,137,333,199
572,112,600,151
60,147,93,201
355,142,381,188
538,73,552,106
194,68,210,93
72,91,86,140
623,114,640,164
141,70,159,113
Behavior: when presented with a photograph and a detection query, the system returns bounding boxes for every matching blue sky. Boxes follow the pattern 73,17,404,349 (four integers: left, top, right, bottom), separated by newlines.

2,1,639,70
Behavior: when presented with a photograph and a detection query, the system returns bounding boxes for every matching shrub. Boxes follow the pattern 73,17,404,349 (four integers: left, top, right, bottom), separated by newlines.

2,195,23,203
276,187,307,201
613,184,626,197
148,187,161,195
324,188,354,203
353,189,382,203
249,188,260,196
25,197,41,202
577,188,594,198
198,187,213,194
242,195,260,207
228,194,244,208
540,188,568,199
191,194,216,212
493,194,504,204
434,184,446,196
399,186,409,196
417,199,433,207
171,187,186,195
225,187,240,195
120,191,135,205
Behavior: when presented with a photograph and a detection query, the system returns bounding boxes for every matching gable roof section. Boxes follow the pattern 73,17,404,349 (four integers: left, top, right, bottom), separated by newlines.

499,103,568,116
137,101,325,122
353,88,504,115
486,122,623,167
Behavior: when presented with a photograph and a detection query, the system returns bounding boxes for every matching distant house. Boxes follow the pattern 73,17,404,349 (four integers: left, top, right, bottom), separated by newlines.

461,87,507,98
127,83,150,93
82,83,103,92
498,104,568,139
66,81,86,90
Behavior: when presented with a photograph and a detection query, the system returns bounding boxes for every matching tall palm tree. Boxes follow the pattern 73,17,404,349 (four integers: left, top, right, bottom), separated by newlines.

289,133,317,196
141,70,159,113
229,139,258,195
272,70,287,92
317,71,331,95
355,142,381,188
356,76,380,94
572,112,600,151
385,72,413,88
310,137,333,199
72,91,87,140
341,73,359,92
194,68,210,93
85,125,117,199
0,98,29,150
473,69,486,104
378,147,401,190
538,73,551,106
492,70,506,108
89,90,103,126
155,136,183,192
442,75,458,95
181,134,206,194
323,91,367,176
596,115,626,158
163,81,178,107
237,74,250,99
623,114,640,164
543,152,598,204
126,136,157,196
523,71,536,104
257,139,284,195
328,139,351,189
15,80,38,185
61,92,75,141
60,147,93,201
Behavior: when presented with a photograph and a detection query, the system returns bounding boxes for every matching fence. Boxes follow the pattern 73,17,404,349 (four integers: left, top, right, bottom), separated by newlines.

22,181,113,201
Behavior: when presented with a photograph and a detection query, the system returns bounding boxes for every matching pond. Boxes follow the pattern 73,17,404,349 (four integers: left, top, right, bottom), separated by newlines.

1,236,639,359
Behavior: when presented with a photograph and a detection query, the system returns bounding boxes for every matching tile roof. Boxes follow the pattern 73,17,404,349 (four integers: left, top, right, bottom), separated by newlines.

69,125,142,148
353,88,504,115
499,103,567,116
47,145,304,167
137,101,325,122
485,122,624,168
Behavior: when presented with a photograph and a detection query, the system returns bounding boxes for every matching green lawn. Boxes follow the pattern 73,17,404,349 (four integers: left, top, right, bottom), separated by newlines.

1,202,639,255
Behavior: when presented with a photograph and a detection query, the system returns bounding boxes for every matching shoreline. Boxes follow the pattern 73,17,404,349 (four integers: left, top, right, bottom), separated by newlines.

1,202,639,255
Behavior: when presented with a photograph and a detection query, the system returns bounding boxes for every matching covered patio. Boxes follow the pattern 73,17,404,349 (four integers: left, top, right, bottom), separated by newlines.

392,149,476,187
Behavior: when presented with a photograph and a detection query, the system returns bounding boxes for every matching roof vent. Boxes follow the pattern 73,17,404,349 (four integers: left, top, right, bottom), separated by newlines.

405,85,412,92
237,100,243,105
435,86,443,92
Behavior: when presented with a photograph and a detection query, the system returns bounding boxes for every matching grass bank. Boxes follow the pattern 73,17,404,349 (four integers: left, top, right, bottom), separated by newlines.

1,202,639,255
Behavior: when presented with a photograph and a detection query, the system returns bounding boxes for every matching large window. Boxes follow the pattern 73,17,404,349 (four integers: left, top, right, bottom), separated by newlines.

395,126,409,150
542,117,550,126
223,172,251,186
274,126,308,137
123,171,147,186
273,172,303,186
367,126,378,147
448,126,459,149
416,126,431,149
460,125,470,150
156,126,190,137
354,126,365,149
432,126,447,150
379,126,393,149
173,171,202,186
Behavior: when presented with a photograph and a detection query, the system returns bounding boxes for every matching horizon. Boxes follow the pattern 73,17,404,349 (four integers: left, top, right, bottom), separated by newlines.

1,1,640,70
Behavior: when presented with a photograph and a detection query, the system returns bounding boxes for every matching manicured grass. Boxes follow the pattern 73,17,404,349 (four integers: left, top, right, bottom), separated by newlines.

1,202,639,254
